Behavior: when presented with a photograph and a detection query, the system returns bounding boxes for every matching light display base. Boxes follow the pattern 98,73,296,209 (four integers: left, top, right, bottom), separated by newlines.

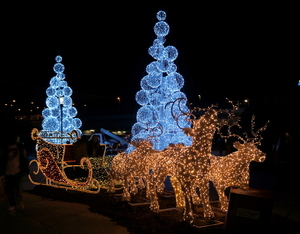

225,187,273,233
192,218,224,229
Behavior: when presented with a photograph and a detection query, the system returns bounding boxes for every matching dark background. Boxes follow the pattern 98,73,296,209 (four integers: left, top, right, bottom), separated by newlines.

1,1,299,105
1,1,299,150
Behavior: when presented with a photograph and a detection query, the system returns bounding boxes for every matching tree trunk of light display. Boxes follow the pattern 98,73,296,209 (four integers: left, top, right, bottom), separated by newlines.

128,11,192,152
39,55,82,144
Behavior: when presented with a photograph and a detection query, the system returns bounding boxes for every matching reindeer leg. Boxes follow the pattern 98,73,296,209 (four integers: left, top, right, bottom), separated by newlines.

179,181,195,223
107,173,116,193
122,176,131,201
148,178,160,212
145,178,151,200
170,176,185,209
199,180,214,218
191,187,201,205
215,184,228,212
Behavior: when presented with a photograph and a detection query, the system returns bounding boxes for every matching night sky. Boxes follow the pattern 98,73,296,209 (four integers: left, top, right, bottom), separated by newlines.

1,0,299,110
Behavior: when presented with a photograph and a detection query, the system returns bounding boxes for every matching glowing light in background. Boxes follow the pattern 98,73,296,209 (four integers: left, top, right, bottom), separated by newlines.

128,11,192,152
40,55,82,144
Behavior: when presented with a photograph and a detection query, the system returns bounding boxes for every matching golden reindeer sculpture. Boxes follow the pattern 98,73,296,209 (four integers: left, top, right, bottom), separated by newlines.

147,99,240,223
107,126,162,202
209,116,269,212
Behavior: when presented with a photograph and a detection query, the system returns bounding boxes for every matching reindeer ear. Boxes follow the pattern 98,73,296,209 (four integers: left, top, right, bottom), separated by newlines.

233,141,241,149
183,128,194,136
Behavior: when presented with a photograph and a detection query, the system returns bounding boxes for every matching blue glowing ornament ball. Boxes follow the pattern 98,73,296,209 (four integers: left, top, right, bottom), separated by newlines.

154,11,169,37
154,21,169,37
53,63,65,74
163,46,178,61
157,11,167,21
55,55,62,63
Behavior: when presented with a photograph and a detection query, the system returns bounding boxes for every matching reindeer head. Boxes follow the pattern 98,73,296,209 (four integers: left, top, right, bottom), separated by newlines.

174,104,219,139
233,141,266,162
221,115,269,163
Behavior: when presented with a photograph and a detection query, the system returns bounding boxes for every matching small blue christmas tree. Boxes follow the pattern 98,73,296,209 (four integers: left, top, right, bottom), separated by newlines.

40,55,82,144
128,11,192,152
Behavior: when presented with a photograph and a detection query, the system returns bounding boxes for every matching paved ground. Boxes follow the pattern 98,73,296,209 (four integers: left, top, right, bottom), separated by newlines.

0,175,129,234
1,155,299,234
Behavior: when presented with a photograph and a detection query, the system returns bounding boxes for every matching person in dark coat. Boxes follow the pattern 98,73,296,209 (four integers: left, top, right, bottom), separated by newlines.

71,135,89,179
88,135,104,157
73,135,89,164
0,133,29,214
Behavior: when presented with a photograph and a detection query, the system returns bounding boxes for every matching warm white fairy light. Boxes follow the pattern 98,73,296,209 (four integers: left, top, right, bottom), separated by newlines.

108,100,268,224
209,116,268,212
109,103,222,222
88,156,119,189
29,128,101,193
107,140,159,200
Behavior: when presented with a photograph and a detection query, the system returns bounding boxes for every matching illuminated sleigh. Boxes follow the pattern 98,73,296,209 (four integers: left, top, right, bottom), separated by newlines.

29,128,101,193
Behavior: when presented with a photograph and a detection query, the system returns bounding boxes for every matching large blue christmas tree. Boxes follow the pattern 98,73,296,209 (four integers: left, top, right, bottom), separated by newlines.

128,11,192,152
39,55,82,144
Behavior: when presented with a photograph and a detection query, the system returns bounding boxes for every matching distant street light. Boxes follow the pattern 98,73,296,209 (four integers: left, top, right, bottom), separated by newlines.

198,95,201,103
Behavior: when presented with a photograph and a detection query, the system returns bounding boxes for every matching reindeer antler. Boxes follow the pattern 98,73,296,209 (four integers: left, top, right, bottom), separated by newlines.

217,112,269,145
165,98,195,129
149,122,164,138
165,98,189,119
217,117,245,142
216,99,246,142
249,116,269,144
226,98,240,112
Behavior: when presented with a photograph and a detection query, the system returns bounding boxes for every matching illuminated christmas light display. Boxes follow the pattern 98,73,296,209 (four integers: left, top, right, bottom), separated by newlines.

107,140,160,199
39,55,82,144
144,102,232,222
29,56,114,193
24,10,270,226
109,99,268,223
128,10,192,152
29,128,101,193
109,100,220,219
209,116,268,212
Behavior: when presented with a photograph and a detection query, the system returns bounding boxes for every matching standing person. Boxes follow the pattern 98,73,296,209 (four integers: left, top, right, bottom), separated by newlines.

0,133,29,215
88,135,104,157
72,135,89,178
73,135,89,164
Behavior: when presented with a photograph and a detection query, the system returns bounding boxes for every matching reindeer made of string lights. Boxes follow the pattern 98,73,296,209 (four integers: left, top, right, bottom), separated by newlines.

107,130,161,203
108,99,218,220
209,115,269,212
108,99,268,224
147,99,243,223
